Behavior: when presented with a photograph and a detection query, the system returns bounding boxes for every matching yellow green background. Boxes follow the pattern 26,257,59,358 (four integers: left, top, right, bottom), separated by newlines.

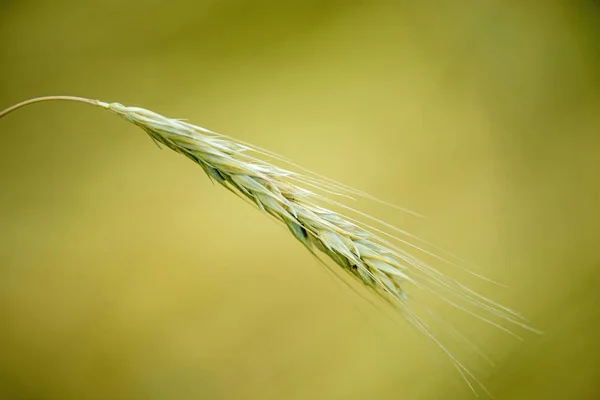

1,1,599,399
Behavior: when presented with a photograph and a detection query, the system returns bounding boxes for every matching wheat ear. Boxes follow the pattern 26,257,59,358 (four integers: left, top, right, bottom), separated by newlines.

0,96,538,394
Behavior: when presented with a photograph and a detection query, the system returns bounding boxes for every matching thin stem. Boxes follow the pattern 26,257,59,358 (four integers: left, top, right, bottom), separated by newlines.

0,96,108,119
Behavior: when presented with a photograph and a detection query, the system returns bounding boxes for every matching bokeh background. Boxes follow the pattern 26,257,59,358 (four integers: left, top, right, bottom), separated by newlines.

1,1,599,399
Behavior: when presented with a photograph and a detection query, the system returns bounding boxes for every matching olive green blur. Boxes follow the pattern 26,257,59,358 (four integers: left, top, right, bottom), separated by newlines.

0,1,598,399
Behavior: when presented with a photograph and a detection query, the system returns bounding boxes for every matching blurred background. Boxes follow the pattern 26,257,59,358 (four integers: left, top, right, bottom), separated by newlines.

0,1,599,399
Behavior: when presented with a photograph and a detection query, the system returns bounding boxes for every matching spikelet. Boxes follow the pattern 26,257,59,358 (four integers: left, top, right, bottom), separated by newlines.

0,96,538,395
